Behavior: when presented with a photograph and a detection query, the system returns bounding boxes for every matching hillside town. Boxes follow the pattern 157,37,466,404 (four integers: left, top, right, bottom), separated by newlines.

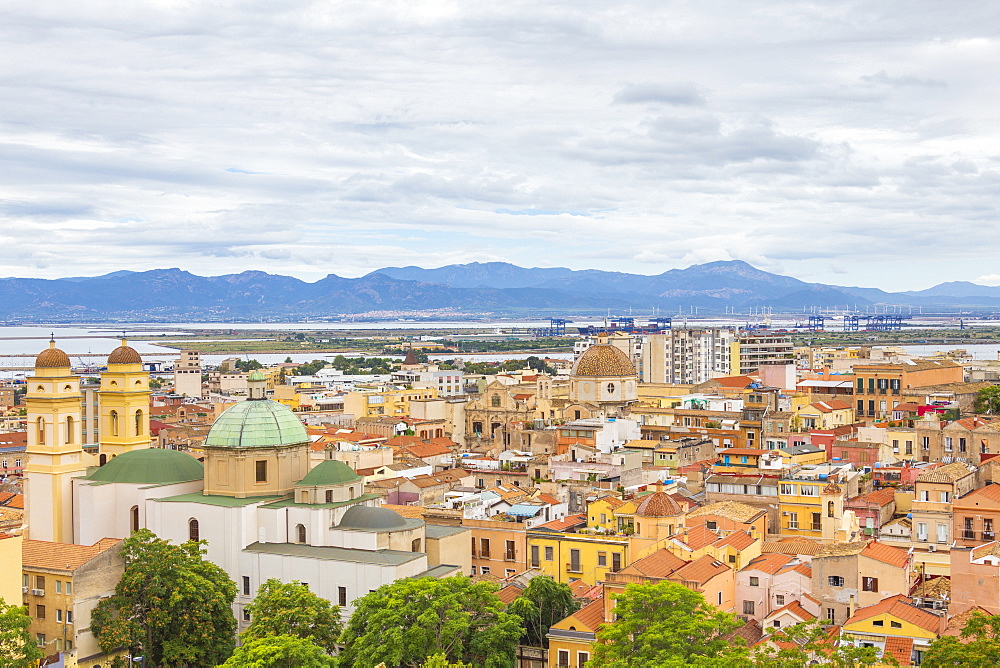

3,326,1000,666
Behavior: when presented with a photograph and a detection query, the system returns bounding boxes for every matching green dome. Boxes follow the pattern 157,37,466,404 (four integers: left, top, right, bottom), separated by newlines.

296,460,362,487
204,399,308,449
85,448,204,485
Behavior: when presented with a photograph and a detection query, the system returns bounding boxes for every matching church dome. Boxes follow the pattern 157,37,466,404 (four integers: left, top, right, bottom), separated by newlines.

337,505,421,531
635,491,684,517
204,399,308,449
84,448,204,485
36,341,71,368
108,341,143,365
572,344,636,377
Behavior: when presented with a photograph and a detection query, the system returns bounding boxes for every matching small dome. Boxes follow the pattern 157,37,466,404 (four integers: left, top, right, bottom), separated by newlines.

296,460,362,487
248,370,266,382
36,341,71,368
338,505,421,531
108,340,143,365
635,491,684,517
84,448,203,485
204,399,308,449
572,344,636,377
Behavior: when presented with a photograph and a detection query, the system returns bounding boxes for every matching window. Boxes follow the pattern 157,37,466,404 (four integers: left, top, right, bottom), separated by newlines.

131,506,140,533
937,523,948,543
66,610,73,624
788,512,798,530
800,485,817,497
110,410,119,437
891,620,902,628
598,552,607,567
577,651,590,666
773,620,781,627
906,441,913,455
505,540,515,561
65,582,71,595
780,484,794,495
922,436,930,451
243,609,251,621
828,501,835,518
569,549,581,572
480,538,491,559
706,521,717,530
481,567,490,575
189,518,199,542
827,608,836,622
862,577,878,592
743,600,755,615
36,576,45,589
326,490,333,503
36,605,45,619
749,576,759,587
612,553,622,572
545,546,554,561
530,546,540,567
242,576,251,596
135,409,143,436
919,490,929,501
557,650,569,667
828,576,845,587
491,394,501,407
255,460,268,483
872,619,884,627
945,437,953,452
960,438,967,453
36,634,45,648
55,609,62,623
338,586,347,607
65,416,74,444
56,580,62,594
775,594,785,606
296,524,306,543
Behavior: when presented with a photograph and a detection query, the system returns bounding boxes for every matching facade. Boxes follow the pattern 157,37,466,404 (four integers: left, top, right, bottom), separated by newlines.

853,360,963,421
640,329,733,385
566,344,638,419
729,333,794,376
173,349,203,398
811,541,912,626
953,483,1000,548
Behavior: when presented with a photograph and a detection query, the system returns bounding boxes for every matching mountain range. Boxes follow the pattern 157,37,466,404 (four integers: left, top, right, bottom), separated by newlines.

2,261,999,321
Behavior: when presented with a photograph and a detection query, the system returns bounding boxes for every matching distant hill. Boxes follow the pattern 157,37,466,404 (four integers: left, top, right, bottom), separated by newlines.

0,262,997,320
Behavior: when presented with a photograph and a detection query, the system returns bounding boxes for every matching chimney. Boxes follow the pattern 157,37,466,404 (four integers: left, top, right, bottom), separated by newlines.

849,593,856,618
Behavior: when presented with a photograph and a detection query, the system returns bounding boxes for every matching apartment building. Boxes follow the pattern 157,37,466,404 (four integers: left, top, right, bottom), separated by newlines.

730,333,794,376
852,360,963,420
641,329,733,385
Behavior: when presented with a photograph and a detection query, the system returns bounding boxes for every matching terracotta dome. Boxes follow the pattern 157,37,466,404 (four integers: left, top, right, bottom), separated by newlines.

107,340,142,365
635,491,684,517
35,341,71,368
571,344,636,377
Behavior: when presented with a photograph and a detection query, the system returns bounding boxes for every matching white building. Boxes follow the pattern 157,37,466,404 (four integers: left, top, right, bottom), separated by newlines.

641,328,733,385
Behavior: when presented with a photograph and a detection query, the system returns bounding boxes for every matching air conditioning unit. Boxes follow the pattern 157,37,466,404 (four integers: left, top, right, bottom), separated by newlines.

928,545,937,552
918,536,928,542
21,586,28,594
31,589,44,596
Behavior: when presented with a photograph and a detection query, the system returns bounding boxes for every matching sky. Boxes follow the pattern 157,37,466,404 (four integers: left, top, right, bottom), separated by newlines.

1,1,999,291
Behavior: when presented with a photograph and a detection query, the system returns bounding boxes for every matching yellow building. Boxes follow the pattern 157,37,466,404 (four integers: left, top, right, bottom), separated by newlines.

586,496,630,532
97,340,152,456
527,528,631,586
343,387,438,419
794,400,854,430
841,595,942,667
22,538,124,665
0,532,23,605
24,340,96,543
546,597,605,668
778,477,846,540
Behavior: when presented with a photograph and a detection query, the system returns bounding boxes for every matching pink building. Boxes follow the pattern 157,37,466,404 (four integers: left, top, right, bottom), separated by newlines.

735,553,812,623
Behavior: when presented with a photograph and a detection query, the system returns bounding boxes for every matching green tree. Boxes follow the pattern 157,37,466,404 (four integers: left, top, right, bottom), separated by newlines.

220,635,335,668
975,385,1000,415
91,529,237,667
0,600,45,667
422,654,472,668
924,610,1000,667
338,576,523,668
589,581,742,667
507,576,579,647
748,619,886,667
243,579,341,653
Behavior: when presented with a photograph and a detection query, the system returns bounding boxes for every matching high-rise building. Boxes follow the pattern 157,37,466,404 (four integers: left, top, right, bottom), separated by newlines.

730,333,795,376
174,349,203,397
641,329,733,385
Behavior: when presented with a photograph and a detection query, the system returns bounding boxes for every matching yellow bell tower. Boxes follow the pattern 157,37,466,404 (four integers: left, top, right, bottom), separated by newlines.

98,339,151,456
24,339,89,543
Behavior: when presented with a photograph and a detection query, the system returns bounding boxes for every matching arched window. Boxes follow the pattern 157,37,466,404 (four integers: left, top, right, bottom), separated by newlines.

349,487,356,498
135,410,144,436
189,518,200,542
36,418,44,445
828,501,835,518
325,490,333,503
411,538,421,552
296,524,306,543
131,506,140,533
99,454,107,466
110,411,119,437
491,394,501,407
607,383,616,394
65,416,74,445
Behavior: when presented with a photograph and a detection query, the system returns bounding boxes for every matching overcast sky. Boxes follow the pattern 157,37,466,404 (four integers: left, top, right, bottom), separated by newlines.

2,1,998,291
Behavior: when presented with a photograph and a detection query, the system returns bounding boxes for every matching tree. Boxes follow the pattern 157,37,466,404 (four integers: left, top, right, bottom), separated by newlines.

748,619,886,667
422,654,472,668
91,529,237,667
338,576,523,668
507,576,579,647
243,579,341,653
589,582,742,667
0,601,45,667
924,610,1000,667
975,385,1000,415
220,635,335,668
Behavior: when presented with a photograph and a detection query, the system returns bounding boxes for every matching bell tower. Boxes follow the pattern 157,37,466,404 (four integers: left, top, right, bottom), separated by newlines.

24,338,88,542
98,339,151,456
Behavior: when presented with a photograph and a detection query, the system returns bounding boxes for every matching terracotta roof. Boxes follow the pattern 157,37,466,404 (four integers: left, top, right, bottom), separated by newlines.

536,493,561,505
847,595,940,634
713,530,756,551
765,600,815,623
911,576,950,599
971,541,1000,561
385,435,424,447
380,504,426,518
777,562,812,578
404,442,452,459
618,549,688,579
572,596,607,631
862,541,910,568
883,637,913,665
761,541,824,556
571,345,636,378
809,400,852,413
496,584,523,605
847,488,896,507
35,341,71,368
533,513,587,532
684,525,721,550
669,554,730,585
635,491,684,518
712,376,756,388
743,553,794,575
916,462,975,484
956,483,1000,506
723,619,764,647
23,538,120,571
687,500,764,524
0,494,23,510
107,342,142,364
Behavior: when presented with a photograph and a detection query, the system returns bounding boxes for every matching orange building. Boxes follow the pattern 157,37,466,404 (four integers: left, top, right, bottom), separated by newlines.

852,360,963,420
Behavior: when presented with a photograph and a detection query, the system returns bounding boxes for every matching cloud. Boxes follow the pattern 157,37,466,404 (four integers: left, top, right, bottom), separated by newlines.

613,82,706,106
861,70,947,88
976,274,1000,287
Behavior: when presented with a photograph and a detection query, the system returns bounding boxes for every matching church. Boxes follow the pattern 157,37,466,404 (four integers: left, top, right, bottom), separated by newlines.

24,340,467,632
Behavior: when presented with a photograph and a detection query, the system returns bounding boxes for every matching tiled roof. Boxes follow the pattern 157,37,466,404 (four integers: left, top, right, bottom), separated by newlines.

761,540,824,556
687,501,764,524
23,538,120,571
711,376,756,388
532,513,587,532
883,637,913,666
404,442,452,459
765,600,815,622
742,553,794,575
911,576,951,599
847,488,897,507
956,483,1000,506
618,549,688,579
723,619,764,647
916,462,974,483
635,491,684,517
862,541,910,568
809,400,852,413
571,345,636,378
971,541,1000,561
685,525,721,550
496,584,523,605
669,554,730,584
380,504,426,518
847,595,940,634
0,493,23,510
777,562,812,578
713,530,756,551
